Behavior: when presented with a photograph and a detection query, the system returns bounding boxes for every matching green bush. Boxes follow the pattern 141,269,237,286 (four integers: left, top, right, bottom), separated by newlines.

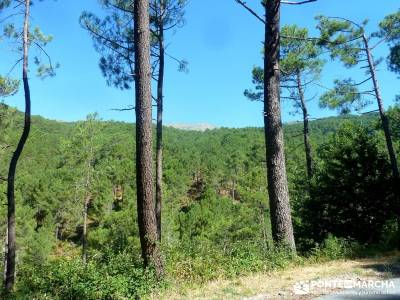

311,235,361,261
16,252,158,300
380,219,400,249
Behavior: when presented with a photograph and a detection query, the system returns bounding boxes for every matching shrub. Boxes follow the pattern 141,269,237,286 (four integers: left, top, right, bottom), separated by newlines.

311,235,361,261
16,252,158,300
166,240,296,283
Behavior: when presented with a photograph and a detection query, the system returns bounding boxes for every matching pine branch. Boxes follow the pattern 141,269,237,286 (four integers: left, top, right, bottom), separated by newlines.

110,106,135,111
81,22,132,61
0,12,24,24
281,0,317,4
370,37,387,50
234,0,265,24
282,96,298,100
314,82,375,97
33,41,56,75
108,3,134,14
326,16,362,29
7,58,23,76
361,109,379,115
353,76,372,86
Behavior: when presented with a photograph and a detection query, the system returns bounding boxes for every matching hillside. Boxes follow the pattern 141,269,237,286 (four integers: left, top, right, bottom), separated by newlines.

1,107,397,298
0,109,381,236
1,111,380,208
0,108,379,178
0,110,382,227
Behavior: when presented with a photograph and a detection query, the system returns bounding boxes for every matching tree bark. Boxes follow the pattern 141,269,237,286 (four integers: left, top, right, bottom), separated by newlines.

264,0,296,251
155,0,165,242
134,0,164,278
296,70,313,180
4,0,31,291
363,35,399,184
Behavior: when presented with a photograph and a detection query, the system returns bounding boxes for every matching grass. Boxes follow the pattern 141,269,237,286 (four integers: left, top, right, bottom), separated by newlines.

148,251,400,300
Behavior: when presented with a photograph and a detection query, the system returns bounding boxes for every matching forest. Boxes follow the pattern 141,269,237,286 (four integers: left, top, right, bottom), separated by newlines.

0,0,400,299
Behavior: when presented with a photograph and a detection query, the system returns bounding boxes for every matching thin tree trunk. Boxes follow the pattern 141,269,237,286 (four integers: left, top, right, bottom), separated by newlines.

3,227,8,283
82,195,90,264
296,70,313,180
155,0,165,242
232,179,236,200
363,35,399,183
363,35,400,236
264,0,296,252
134,0,164,279
259,203,269,251
55,225,59,240
4,0,31,291
82,136,94,264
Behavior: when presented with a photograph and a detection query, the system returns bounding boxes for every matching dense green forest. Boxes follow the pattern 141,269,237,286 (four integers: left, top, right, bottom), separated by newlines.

0,105,399,298
1,0,400,298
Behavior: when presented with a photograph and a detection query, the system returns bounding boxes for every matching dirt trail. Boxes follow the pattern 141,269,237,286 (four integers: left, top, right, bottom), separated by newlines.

150,253,400,300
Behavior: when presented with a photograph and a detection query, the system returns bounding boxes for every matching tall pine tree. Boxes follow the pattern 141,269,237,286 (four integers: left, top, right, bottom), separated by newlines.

134,0,164,278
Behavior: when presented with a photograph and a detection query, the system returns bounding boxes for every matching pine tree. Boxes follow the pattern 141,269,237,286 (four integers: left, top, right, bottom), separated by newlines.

317,15,399,187
1,0,57,290
4,0,32,290
134,0,164,278
235,0,317,251
80,0,187,241
60,114,104,264
263,0,295,250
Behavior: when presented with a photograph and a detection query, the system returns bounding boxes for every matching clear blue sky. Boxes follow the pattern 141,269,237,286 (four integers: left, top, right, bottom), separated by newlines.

0,0,399,127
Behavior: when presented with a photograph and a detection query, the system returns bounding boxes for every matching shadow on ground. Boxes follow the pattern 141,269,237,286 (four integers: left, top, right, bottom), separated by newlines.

361,259,400,277
314,257,400,300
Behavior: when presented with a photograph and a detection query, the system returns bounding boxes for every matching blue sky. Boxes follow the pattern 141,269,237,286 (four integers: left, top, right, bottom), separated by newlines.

0,0,399,127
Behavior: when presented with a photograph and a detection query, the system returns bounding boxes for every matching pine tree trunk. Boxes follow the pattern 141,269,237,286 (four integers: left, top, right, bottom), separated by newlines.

3,227,8,283
264,0,296,252
296,70,313,180
232,179,236,200
363,35,399,184
134,0,164,278
155,0,165,242
4,0,31,291
82,195,90,264
55,225,59,240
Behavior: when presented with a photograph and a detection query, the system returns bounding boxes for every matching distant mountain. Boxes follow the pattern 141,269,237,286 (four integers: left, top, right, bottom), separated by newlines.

167,123,218,131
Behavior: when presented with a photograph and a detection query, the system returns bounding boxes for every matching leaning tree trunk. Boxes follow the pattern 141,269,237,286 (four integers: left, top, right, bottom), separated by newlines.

4,0,31,291
155,0,165,242
363,34,400,233
363,35,399,183
134,0,164,279
296,70,313,180
264,0,296,252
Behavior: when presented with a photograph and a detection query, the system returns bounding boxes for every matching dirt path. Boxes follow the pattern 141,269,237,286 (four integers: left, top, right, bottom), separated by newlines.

150,253,400,300
313,277,400,300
